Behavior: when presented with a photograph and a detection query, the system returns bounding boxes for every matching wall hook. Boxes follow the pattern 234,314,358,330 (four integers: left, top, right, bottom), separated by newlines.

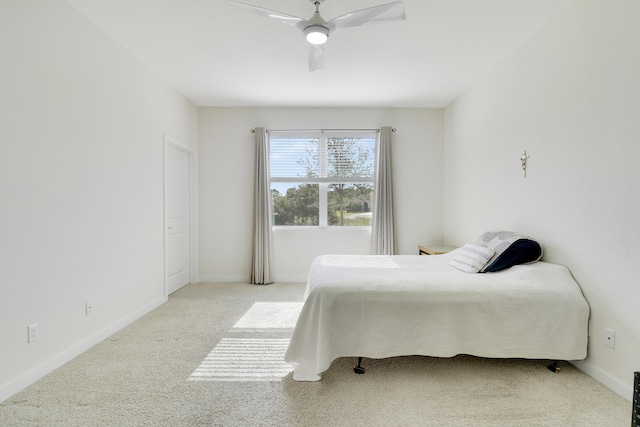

520,150,530,177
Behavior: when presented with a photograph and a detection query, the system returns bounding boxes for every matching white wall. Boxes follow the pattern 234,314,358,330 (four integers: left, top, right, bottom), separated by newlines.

0,0,198,402
444,0,640,399
199,107,443,282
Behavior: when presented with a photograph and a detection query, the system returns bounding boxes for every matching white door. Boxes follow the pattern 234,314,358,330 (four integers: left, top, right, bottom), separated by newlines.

166,145,191,294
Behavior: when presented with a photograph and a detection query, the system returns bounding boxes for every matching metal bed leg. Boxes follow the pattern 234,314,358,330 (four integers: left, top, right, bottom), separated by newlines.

547,360,561,373
354,357,365,374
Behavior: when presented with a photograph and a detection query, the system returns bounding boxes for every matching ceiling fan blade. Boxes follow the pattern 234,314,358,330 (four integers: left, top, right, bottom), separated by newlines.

308,44,325,72
228,1,307,27
327,1,405,31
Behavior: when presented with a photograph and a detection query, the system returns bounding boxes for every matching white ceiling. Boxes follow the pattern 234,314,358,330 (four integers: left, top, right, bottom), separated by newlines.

65,0,573,108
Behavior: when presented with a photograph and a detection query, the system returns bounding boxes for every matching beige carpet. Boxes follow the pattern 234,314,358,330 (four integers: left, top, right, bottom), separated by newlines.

0,282,631,426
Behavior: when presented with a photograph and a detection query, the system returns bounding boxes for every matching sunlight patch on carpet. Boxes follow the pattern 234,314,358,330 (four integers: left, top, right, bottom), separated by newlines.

188,338,293,382
233,302,303,329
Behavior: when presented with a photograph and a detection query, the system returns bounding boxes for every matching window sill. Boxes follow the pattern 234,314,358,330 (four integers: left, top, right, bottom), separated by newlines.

272,226,372,231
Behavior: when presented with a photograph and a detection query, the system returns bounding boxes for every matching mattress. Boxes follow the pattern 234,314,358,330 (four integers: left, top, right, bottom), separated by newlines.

284,252,590,381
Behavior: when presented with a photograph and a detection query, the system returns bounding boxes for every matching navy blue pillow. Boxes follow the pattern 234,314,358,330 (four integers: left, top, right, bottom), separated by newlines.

483,238,542,272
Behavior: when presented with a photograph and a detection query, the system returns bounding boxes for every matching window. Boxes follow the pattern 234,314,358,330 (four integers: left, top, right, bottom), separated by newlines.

269,131,376,227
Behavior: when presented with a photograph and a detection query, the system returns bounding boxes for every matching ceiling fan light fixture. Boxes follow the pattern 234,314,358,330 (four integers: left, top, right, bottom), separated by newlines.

304,25,329,44
230,0,407,71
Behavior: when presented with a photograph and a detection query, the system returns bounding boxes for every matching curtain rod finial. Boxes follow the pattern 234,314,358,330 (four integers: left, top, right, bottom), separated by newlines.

250,128,255,133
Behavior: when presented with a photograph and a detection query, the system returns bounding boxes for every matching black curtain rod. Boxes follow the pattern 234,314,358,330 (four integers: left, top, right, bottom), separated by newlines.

250,127,396,133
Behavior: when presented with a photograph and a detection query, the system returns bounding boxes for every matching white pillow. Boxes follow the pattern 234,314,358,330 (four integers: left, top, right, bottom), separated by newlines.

449,244,496,274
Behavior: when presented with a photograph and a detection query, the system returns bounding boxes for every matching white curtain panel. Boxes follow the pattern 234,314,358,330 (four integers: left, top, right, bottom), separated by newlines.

251,127,274,284
370,126,396,255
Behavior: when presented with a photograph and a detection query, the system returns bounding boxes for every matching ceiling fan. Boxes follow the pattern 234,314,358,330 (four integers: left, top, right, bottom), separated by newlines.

229,0,406,72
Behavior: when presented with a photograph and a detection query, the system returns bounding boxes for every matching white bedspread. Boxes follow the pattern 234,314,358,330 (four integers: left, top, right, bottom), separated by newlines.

284,252,590,381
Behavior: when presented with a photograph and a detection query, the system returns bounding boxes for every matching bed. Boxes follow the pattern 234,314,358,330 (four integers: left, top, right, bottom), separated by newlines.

284,241,590,381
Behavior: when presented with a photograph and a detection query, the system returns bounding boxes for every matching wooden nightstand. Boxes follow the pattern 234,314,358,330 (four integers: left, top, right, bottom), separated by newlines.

418,245,457,255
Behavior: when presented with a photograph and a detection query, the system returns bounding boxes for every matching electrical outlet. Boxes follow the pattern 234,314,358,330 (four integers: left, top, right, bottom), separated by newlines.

28,323,39,343
604,328,615,349
86,300,94,315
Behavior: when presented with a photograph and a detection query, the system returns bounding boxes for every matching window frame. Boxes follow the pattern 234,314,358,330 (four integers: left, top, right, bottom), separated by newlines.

269,130,377,229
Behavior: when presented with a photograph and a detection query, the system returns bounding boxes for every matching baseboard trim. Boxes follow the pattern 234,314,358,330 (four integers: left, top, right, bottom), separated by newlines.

571,360,633,401
199,275,306,284
0,295,167,404
199,275,247,283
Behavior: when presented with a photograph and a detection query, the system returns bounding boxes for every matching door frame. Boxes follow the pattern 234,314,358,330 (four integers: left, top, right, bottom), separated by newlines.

164,134,199,296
